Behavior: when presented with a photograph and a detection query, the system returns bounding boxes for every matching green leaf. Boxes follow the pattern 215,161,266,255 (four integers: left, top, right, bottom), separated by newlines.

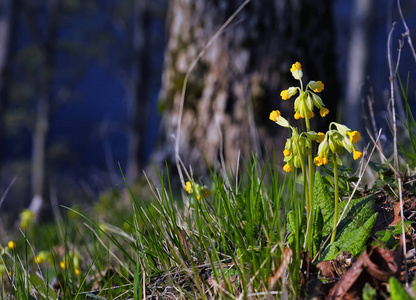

29,273,58,299
312,206,323,258
389,277,412,300
322,213,377,260
313,171,334,228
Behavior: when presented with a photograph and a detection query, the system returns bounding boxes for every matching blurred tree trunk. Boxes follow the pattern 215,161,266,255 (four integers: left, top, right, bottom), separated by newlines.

27,0,61,214
0,0,20,175
343,0,372,130
153,0,340,176
126,0,152,183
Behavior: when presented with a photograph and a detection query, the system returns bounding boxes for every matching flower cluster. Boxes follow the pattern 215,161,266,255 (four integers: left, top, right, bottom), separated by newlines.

280,62,328,120
282,128,310,173
185,181,209,200
313,123,362,166
270,62,363,173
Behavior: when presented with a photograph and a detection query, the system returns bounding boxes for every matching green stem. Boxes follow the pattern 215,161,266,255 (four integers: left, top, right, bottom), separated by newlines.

331,153,339,244
304,113,314,253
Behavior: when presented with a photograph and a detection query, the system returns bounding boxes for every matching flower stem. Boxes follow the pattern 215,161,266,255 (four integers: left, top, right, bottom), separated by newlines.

331,152,339,244
304,115,314,253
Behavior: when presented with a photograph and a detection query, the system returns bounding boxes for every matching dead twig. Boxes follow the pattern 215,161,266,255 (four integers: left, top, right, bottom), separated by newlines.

387,21,407,286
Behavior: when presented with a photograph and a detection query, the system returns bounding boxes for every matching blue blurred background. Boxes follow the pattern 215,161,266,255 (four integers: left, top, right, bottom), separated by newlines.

0,0,415,218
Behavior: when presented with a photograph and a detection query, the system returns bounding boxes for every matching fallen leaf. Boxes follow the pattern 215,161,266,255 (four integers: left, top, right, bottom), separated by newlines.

327,244,403,300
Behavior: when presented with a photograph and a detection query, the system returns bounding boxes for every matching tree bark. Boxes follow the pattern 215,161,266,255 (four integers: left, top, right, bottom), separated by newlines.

153,0,340,175
126,0,153,183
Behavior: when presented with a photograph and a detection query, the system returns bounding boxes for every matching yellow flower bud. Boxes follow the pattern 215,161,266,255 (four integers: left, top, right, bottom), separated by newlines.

283,148,291,157
347,131,361,144
311,81,324,93
290,62,303,80
280,90,290,100
269,110,280,122
320,107,329,117
8,241,16,250
353,150,363,160
185,181,192,194
314,156,324,166
317,132,325,143
290,62,302,72
283,163,292,173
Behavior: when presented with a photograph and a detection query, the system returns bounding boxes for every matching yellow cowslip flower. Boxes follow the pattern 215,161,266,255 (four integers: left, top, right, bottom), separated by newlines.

290,62,303,80
300,111,314,119
290,62,302,72
294,111,301,120
320,107,329,117
309,81,324,93
280,90,290,100
185,181,192,194
8,241,16,250
35,256,42,264
283,163,292,172
317,132,325,143
313,155,329,166
269,110,280,122
283,148,291,157
314,155,324,166
270,110,290,128
281,87,298,100
60,261,67,269
347,131,361,144
353,150,363,160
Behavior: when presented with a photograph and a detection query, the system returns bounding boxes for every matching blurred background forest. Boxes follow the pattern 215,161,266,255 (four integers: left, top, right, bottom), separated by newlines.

0,0,415,222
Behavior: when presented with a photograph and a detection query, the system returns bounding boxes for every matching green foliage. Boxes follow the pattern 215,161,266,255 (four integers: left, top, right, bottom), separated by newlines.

389,277,413,300
313,172,378,260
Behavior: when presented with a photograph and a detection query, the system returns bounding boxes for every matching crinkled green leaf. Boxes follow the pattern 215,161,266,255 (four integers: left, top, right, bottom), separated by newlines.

322,213,378,260
389,276,412,300
312,206,323,258
314,172,375,237
313,171,333,228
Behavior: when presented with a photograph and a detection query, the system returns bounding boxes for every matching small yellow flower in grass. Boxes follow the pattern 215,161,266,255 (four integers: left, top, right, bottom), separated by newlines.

269,110,280,122
185,181,192,194
320,107,329,117
283,163,292,173
8,241,16,250
283,148,291,157
35,256,42,264
60,261,66,269
347,131,361,144
75,268,81,276
353,150,363,160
